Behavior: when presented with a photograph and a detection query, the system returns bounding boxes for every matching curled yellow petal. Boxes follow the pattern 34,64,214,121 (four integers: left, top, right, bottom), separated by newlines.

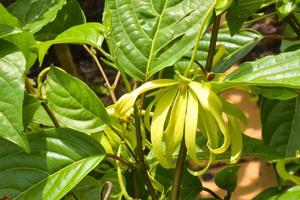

151,87,178,168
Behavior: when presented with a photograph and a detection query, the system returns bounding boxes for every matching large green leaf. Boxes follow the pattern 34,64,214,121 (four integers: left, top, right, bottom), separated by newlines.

45,67,110,134
0,4,19,27
0,39,29,152
35,0,86,41
105,0,213,80
0,128,105,200
4,32,37,70
260,97,300,157
36,23,105,64
175,29,262,73
7,0,67,33
22,93,40,129
224,49,300,89
226,0,268,35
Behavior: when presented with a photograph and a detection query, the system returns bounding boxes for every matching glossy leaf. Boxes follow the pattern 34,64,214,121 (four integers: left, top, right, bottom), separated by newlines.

4,32,37,70
36,23,105,64
0,128,105,200
225,49,300,89
0,4,19,27
105,0,213,80
0,39,29,152
215,166,240,193
45,67,110,134
35,0,86,41
260,97,300,157
23,93,40,129
175,29,262,73
8,0,67,33
0,25,22,39
226,0,267,35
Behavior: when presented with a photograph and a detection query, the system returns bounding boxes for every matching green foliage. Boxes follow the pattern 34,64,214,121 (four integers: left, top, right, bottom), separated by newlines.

1,0,300,199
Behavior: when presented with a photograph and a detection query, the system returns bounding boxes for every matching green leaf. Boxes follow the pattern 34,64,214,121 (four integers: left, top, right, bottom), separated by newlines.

7,0,67,33
0,39,29,152
105,0,213,80
226,0,267,35
23,93,40,129
252,87,297,100
35,0,86,41
175,29,262,73
0,4,19,27
154,165,202,199
72,171,121,200
45,67,110,134
32,105,54,127
36,23,104,64
254,186,300,200
0,25,22,39
215,166,240,193
276,0,300,21
0,128,105,200
224,49,300,89
216,0,233,15
260,97,300,157
4,32,37,71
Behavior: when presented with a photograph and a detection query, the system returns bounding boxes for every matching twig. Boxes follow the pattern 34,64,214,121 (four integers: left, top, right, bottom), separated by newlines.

200,187,222,199
106,153,136,168
41,101,60,127
205,13,221,72
83,45,117,103
112,72,121,89
133,106,158,200
100,181,113,200
170,138,187,200
263,35,300,41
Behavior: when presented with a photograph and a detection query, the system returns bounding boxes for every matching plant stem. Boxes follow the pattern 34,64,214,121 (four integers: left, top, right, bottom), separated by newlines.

263,34,300,41
205,13,221,72
133,106,158,200
224,191,232,200
184,0,216,77
200,187,222,199
171,138,187,200
106,153,136,168
83,45,117,103
41,102,60,127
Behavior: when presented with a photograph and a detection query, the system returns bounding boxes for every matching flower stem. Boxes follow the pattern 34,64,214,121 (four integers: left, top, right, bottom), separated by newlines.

171,138,187,200
205,13,221,72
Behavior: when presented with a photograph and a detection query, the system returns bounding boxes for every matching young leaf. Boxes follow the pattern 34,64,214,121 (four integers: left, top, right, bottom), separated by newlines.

35,0,86,41
36,23,105,64
0,4,19,27
260,97,300,157
224,49,300,89
0,128,105,200
276,0,300,21
45,67,110,134
7,0,67,33
226,0,268,35
0,39,29,152
105,0,213,80
215,166,240,193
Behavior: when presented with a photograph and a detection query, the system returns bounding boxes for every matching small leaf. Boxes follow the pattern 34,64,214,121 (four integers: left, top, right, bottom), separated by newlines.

276,0,300,21
216,0,233,15
36,23,104,64
23,93,40,129
35,0,86,41
0,39,29,152
215,165,240,193
0,128,105,200
8,0,67,33
260,96,300,157
226,0,267,35
105,0,213,80
45,67,110,134
0,4,19,27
